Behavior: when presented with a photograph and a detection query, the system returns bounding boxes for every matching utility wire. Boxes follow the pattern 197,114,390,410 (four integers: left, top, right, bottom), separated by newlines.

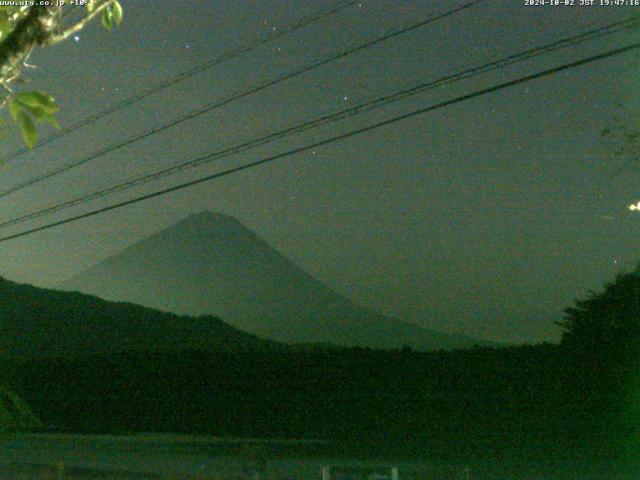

0,17,637,229
0,40,638,243
0,0,487,199
0,0,363,162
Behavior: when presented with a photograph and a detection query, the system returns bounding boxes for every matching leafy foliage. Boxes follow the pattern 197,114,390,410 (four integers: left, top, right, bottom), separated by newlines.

87,0,123,31
557,266,640,460
101,1,123,31
7,91,59,148
0,5,29,40
0,1,124,148
558,264,640,357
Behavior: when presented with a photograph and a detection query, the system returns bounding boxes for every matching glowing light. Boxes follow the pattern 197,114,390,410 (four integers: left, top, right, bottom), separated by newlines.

629,202,640,211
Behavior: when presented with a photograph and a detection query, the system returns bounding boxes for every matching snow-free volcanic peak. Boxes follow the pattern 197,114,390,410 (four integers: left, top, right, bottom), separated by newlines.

58,212,490,350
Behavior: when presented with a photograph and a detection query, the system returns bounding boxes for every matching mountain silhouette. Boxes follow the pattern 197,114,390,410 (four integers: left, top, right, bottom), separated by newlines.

59,212,488,350
0,276,278,359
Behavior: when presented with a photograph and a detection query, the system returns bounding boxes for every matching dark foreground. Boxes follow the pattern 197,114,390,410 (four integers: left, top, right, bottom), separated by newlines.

1,269,639,478
0,433,636,480
0,345,638,479
0,433,446,480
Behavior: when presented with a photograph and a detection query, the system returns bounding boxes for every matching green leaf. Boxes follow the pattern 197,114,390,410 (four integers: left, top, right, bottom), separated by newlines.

101,8,112,31
2,73,62,149
16,111,36,149
112,1,123,26
15,91,57,114
7,92,60,141
101,2,123,31
0,11,12,40
23,105,59,129
7,98,20,122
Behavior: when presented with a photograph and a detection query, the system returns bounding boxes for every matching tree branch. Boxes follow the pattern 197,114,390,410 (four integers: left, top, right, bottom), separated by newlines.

45,0,115,45
0,5,62,86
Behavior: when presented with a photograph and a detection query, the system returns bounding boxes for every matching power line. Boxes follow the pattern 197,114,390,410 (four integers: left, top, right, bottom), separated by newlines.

1,17,637,229
0,40,637,243
0,0,487,199
0,0,362,162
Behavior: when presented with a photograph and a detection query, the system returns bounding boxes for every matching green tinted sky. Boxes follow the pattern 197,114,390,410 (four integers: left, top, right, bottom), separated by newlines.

0,0,639,343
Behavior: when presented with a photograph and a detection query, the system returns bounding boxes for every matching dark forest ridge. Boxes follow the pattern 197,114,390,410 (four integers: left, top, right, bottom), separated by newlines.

59,211,492,351
0,276,279,359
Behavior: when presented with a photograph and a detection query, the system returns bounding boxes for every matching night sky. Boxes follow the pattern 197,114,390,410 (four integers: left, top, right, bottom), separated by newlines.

0,0,638,344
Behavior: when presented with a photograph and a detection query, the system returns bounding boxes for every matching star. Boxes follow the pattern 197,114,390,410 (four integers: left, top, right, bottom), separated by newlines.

73,35,80,42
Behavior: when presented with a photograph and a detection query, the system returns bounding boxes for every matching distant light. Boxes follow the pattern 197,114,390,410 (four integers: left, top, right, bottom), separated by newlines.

629,202,640,211
73,35,80,42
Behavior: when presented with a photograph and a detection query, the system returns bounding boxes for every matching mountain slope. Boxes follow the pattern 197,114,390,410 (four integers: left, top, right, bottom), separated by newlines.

58,212,487,351
0,276,278,359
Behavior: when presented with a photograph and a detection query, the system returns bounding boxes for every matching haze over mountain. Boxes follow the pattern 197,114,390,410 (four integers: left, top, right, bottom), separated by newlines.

59,212,489,351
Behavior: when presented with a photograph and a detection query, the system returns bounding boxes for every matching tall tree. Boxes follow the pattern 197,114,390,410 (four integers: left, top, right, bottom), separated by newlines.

558,265,640,359
557,266,640,461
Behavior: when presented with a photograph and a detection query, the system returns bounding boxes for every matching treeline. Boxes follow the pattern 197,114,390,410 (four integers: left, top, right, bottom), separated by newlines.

0,342,632,467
